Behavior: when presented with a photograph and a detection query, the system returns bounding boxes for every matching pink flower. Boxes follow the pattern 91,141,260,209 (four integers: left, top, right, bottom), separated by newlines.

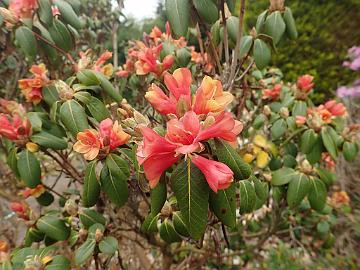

51,5,60,16
99,118,130,150
324,100,346,116
10,201,29,220
116,70,130,78
263,84,282,100
73,118,130,160
9,0,38,19
137,127,179,188
145,84,178,115
0,114,31,141
191,155,233,193
295,116,307,126
297,75,314,93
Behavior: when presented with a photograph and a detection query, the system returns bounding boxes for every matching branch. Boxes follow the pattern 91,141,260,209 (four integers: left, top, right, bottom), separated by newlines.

220,0,230,67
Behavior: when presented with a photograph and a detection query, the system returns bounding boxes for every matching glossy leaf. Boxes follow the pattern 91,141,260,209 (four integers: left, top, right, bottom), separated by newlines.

82,161,100,207
170,160,209,240
44,255,70,270
48,19,73,52
172,211,189,237
343,141,359,162
193,0,218,24
79,209,106,229
86,96,110,122
38,0,53,26
271,167,297,186
59,99,89,137
150,175,167,214
209,183,236,228
215,139,251,180
54,0,82,29
321,127,338,160
76,69,100,86
239,180,256,214
286,173,310,208
300,129,318,154
42,85,59,106
165,0,189,37
96,72,122,102
253,38,271,70
316,168,336,187
256,10,268,32
308,178,327,212
264,11,286,44
36,215,70,241
74,238,96,265
239,35,253,58
159,219,182,243
283,7,298,39
15,26,37,62
17,150,41,188
99,236,118,255
292,101,307,116
7,147,20,178
141,212,159,233
30,131,68,150
271,119,287,140
36,191,55,206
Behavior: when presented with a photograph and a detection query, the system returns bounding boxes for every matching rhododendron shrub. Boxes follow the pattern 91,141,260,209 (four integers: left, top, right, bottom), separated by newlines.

0,0,358,269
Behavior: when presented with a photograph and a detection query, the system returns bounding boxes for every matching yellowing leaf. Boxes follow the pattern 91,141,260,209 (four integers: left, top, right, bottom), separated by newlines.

254,134,268,148
253,145,262,155
243,153,255,164
256,151,269,168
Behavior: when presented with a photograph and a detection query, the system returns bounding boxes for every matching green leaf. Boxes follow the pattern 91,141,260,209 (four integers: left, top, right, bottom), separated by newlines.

42,85,59,106
264,11,286,44
271,167,297,186
239,35,253,58
172,211,189,237
283,7,298,39
256,10,268,32
38,0,53,26
209,183,236,228
141,212,159,233
253,38,271,70
239,180,256,214
82,161,100,207
165,0,189,37
150,175,167,214
300,129,318,154
76,69,100,86
286,173,310,208
226,16,239,43
7,147,20,178
306,136,324,164
176,48,191,67
159,219,182,243
60,99,89,137
86,97,110,122
271,119,287,140
30,131,68,150
283,154,297,168
252,113,266,130
74,91,92,104
17,150,41,188
96,72,122,102
24,227,45,246
193,0,218,24
170,160,209,240
79,209,106,229
215,139,251,180
292,101,307,116
36,215,70,241
321,127,338,160
74,238,96,265
316,168,336,187
48,18,73,52
100,155,129,207
15,26,37,62
54,0,82,29
0,261,13,270
343,141,359,162
36,191,54,206
99,236,118,255
308,178,327,212
44,255,70,270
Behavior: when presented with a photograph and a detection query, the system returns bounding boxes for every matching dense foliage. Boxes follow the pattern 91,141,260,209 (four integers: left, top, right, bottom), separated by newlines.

0,0,359,269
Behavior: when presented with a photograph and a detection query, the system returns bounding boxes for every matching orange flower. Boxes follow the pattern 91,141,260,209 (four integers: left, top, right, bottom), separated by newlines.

18,64,49,104
193,76,234,115
191,48,214,73
73,118,130,160
73,129,102,161
263,84,282,100
330,191,350,208
322,152,336,169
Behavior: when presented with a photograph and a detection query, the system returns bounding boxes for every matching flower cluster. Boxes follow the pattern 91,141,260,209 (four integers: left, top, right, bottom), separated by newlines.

190,47,214,74
73,118,130,160
295,74,314,99
9,0,38,20
263,84,282,100
146,68,234,117
137,68,242,192
76,50,113,77
0,99,31,142
18,64,49,104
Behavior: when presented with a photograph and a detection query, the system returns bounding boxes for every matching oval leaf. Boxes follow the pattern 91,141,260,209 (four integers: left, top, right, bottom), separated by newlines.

165,0,189,37
82,161,100,207
59,99,89,137
86,96,110,122
264,11,286,44
17,150,41,188
99,236,118,255
253,38,271,70
308,178,327,212
15,26,37,62
159,219,182,243
286,173,310,208
36,215,70,241
30,131,68,150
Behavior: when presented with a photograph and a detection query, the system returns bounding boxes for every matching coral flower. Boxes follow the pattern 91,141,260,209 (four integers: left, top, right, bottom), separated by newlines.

324,100,346,116
9,0,38,19
193,76,234,115
191,155,233,193
18,64,49,104
99,118,130,150
263,84,282,100
0,114,31,141
73,129,102,161
0,99,26,116
74,118,130,160
10,201,29,220
137,127,180,188
297,75,314,93
21,184,46,198
295,116,307,126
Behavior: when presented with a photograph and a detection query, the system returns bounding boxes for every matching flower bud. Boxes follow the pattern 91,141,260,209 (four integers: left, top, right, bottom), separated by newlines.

55,80,74,101
64,199,78,216
279,107,289,118
263,105,271,116
0,7,18,28
300,160,312,174
133,110,150,127
161,202,172,217
95,228,103,242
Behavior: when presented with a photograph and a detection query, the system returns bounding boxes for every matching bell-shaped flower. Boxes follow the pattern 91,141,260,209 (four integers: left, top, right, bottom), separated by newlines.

263,84,282,101
73,129,102,161
0,114,31,141
297,75,314,93
99,118,130,150
145,84,178,115
324,100,346,116
137,127,179,188
191,155,233,193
